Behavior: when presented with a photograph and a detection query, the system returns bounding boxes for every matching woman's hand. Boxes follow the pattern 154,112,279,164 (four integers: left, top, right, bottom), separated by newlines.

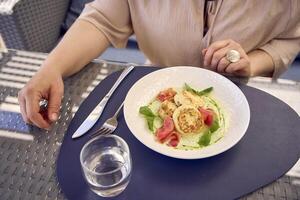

202,39,251,77
18,67,64,129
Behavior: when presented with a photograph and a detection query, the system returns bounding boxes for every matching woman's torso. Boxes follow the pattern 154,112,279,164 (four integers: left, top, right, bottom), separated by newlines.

128,0,292,67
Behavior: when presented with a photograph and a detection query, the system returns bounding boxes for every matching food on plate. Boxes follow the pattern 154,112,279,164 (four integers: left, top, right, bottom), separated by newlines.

172,105,203,135
158,100,177,119
139,83,227,150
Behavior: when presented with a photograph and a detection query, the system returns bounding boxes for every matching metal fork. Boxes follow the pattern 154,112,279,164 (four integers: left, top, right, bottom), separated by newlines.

90,102,124,138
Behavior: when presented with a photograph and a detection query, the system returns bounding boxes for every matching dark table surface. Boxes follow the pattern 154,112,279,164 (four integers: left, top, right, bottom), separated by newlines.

0,49,300,200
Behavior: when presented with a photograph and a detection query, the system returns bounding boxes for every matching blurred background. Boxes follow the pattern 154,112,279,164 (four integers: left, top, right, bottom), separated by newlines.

0,0,299,80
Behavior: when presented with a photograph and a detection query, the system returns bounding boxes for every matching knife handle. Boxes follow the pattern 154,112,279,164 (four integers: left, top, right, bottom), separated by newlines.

106,65,135,97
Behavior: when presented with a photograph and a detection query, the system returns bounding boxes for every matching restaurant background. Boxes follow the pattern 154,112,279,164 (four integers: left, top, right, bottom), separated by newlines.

0,0,299,81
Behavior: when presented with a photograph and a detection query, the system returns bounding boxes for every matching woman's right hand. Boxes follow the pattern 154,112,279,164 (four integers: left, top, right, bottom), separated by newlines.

18,67,64,129
17,19,111,129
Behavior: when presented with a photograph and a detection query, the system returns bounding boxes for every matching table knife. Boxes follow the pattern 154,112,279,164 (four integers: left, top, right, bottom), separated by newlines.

72,65,134,139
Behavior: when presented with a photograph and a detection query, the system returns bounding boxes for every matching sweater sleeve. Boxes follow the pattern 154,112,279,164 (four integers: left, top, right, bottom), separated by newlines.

78,0,133,48
258,0,300,78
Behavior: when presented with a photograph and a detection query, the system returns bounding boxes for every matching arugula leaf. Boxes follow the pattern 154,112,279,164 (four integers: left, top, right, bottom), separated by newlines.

139,106,156,131
210,119,220,133
198,130,212,146
185,83,213,96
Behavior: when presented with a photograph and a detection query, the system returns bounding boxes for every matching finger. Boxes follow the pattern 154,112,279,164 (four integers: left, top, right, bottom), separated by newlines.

25,95,50,129
18,92,31,124
47,86,63,122
203,40,231,67
216,57,231,73
225,59,250,77
210,46,232,71
201,48,207,56
234,45,247,58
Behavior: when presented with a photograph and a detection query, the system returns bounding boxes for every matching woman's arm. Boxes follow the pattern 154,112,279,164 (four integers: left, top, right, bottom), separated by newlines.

44,20,110,77
248,50,274,77
18,0,133,129
203,1,300,78
202,39,276,77
18,20,110,129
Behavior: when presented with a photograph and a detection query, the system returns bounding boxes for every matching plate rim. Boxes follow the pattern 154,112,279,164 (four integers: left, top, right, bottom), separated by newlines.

124,66,250,159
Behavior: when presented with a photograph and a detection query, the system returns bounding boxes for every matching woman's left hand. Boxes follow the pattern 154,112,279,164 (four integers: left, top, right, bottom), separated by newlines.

202,39,251,77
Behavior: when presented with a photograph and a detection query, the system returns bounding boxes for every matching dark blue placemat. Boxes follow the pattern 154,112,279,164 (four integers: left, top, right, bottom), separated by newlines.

57,67,300,200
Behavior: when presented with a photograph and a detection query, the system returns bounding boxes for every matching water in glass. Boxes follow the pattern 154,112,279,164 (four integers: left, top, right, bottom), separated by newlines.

80,135,131,197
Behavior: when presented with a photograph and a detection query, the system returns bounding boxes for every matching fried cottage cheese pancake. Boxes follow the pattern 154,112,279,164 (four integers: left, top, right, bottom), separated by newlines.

173,105,203,135
158,100,177,119
174,90,204,108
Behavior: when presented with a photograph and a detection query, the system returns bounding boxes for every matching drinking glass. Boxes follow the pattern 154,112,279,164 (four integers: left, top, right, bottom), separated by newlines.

80,135,132,197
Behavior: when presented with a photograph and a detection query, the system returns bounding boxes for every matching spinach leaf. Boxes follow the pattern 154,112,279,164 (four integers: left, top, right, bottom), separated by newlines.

198,130,212,146
210,119,220,133
185,83,213,96
198,114,220,147
139,106,156,131
139,106,155,117
145,116,155,131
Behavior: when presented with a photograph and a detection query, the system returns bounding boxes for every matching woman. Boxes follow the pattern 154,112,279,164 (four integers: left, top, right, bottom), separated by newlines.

18,0,300,129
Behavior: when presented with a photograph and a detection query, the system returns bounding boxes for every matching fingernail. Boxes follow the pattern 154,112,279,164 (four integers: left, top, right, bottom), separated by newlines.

51,113,58,121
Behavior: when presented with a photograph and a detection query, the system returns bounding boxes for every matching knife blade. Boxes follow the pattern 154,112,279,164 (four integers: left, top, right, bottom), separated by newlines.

72,65,134,139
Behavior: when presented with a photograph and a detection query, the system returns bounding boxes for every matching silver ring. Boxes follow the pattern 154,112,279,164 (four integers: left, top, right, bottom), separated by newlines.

39,99,48,111
226,50,240,63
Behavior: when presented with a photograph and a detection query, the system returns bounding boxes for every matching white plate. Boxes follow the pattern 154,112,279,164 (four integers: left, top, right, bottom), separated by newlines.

124,66,250,159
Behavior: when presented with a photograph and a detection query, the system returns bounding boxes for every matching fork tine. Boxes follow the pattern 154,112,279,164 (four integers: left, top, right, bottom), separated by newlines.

90,127,111,138
95,129,111,137
90,127,106,137
91,127,104,135
99,128,111,135
104,129,113,135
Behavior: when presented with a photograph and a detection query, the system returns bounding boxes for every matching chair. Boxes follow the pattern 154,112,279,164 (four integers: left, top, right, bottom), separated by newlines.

0,0,70,52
